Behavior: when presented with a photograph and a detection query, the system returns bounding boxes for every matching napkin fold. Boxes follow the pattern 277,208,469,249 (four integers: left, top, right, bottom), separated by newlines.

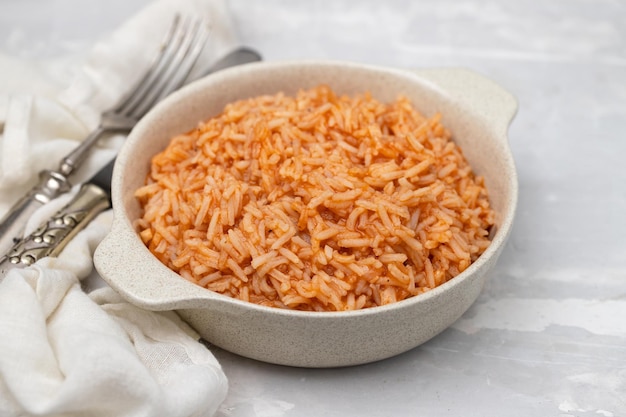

0,0,240,415
0,208,227,417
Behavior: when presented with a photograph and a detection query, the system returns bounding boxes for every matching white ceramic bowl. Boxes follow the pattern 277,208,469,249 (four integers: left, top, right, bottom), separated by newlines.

94,61,518,368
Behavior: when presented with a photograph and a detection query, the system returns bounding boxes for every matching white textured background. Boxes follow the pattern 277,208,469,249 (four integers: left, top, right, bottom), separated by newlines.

1,1,625,416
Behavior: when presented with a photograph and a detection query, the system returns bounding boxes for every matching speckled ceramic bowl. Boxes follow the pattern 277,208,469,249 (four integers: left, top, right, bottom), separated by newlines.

94,61,518,368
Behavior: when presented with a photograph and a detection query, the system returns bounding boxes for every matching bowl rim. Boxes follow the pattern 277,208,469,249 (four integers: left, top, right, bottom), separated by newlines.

105,59,519,318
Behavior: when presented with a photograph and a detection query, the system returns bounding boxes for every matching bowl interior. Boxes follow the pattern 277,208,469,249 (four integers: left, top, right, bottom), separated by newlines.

118,62,513,232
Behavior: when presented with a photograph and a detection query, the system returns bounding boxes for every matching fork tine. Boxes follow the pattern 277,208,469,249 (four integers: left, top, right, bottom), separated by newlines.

114,14,183,115
129,18,209,118
152,20,209,104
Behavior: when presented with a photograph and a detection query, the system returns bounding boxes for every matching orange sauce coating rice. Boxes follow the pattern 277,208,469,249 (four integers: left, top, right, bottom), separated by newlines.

135,85,494,311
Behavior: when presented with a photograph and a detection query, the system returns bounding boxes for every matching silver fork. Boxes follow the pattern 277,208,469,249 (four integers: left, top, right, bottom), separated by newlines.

0,15,209,256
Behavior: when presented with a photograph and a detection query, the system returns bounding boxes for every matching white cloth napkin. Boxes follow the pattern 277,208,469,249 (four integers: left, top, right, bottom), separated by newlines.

0,0,240,415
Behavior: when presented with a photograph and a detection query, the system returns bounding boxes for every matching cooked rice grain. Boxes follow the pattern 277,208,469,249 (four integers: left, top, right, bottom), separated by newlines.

135,85,494,311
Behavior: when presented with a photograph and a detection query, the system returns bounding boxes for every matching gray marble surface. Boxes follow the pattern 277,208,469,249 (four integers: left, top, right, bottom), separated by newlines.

1,0,625,416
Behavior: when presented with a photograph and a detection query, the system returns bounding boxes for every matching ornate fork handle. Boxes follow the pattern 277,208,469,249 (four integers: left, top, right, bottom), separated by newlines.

0,184,110,277
0,127,113,257
0,169,71,248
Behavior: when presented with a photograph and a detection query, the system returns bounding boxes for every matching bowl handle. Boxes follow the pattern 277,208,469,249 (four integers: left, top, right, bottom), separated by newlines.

410,68,518,139
94,220,221,311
